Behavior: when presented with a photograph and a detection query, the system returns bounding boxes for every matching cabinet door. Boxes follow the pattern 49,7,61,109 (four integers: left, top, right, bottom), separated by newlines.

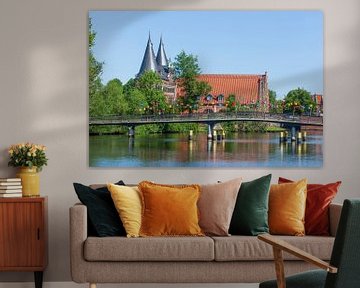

0,202,45,268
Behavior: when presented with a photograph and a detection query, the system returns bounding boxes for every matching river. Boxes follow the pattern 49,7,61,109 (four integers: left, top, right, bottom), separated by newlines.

89,132,323,168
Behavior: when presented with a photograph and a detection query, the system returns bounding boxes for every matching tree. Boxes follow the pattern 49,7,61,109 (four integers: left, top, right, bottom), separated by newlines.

283,88,315,115
89,18,104,117
173,51,211,113
269,90,276,109
136,71,167,115
125,88,147,115
102,79,127,115
225,94,240,112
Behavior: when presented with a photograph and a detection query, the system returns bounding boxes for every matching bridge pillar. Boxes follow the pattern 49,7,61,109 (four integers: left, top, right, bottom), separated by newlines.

207,124,214,140
290,126,296,142
128,126,135,138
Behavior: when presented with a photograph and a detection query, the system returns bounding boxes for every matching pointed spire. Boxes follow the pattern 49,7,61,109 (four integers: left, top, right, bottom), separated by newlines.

156,35,169,68
137,33,159,78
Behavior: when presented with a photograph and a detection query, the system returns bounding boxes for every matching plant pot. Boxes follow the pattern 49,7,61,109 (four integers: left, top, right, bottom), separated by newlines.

16,167,40,197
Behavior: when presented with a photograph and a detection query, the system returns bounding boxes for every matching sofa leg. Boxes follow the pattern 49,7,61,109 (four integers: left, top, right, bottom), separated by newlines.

89,283,96,288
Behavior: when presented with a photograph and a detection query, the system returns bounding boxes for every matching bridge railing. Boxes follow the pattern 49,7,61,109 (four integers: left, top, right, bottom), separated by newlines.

89,112,323,125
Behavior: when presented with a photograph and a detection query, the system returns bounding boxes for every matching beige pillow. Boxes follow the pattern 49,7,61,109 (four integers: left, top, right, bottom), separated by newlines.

198,178,242,236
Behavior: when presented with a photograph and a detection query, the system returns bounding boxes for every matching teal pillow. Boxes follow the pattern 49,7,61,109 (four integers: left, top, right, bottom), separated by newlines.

229,174,272,236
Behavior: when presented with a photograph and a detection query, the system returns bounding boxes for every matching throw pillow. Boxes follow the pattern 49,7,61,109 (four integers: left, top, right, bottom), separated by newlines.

138,181,203,237
198,178,242,236
229,174,272,236
107,183,142,238
269,179,307,236
73,181,126,237
279,177,341,236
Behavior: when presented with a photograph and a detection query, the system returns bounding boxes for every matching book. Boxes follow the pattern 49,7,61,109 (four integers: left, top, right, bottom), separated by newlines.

0,182,22,186
0,189,22,193
0,178,21,182
0,186,22,190
0,193,22,198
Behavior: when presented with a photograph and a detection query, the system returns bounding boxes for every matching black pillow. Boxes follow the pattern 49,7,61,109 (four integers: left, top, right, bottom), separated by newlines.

73,181,126,237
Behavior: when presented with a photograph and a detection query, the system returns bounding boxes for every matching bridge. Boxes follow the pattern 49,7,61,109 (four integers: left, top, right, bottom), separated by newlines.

89,112,323,127
89,112,323,140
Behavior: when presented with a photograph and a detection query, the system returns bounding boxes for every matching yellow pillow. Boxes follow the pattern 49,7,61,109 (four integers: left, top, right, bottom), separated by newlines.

107,183,142,238
138,181,204,237
269,179,307,236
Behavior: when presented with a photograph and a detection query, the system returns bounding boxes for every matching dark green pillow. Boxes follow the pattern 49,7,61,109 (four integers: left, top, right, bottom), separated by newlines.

229,174,272,236
73,181,126,237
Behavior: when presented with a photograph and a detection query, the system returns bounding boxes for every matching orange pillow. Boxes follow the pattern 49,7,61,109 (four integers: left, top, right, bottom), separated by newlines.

278,177,341,235
138,181,204,237
269,179,307,236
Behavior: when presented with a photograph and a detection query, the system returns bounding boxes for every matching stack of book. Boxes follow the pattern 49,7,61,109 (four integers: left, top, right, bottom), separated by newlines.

0,178,22,197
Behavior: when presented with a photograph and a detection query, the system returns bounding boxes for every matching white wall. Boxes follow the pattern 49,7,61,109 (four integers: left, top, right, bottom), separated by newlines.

0,0,359,283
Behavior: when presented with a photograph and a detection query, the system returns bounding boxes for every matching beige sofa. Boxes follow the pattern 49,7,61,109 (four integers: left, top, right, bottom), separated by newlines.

70,203,342,288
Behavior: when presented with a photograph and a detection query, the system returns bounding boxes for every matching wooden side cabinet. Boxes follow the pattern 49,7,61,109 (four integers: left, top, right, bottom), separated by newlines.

0,197,47,288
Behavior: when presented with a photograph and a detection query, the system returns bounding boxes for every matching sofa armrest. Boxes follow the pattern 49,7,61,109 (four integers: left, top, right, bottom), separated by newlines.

69,203,88,283
329,203,342,237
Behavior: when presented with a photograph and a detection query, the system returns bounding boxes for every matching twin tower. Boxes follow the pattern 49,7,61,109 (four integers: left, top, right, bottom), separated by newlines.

137,35,172,81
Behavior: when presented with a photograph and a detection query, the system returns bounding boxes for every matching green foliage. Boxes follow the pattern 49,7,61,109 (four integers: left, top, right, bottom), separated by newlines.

136,71,167,114
102,79,128,115
90,79,127,117
173,50,201,79
173,51,211,113
89,125,127,135
283,88,315,115
125,88,147,115
225,94,240,112
136,124,165,135
89,18,104,109
238,122,268,132
8,143,48,171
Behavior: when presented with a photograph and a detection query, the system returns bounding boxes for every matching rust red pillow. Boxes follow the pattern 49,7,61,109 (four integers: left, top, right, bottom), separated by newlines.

278,177,341,236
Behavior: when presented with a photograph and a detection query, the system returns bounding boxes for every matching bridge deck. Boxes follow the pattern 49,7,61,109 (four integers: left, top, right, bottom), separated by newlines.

89,112,323,127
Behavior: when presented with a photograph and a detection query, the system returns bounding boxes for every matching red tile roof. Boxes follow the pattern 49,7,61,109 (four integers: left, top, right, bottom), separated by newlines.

197,74,264,104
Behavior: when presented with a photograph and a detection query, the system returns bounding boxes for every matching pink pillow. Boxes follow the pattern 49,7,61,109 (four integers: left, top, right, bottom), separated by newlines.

198,178,242,236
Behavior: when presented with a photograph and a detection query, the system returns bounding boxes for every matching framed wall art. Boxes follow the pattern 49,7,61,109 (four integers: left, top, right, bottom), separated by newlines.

89,10,323,168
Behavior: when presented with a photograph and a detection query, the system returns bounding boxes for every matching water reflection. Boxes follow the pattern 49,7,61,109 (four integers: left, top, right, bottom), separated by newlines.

89,132,323,167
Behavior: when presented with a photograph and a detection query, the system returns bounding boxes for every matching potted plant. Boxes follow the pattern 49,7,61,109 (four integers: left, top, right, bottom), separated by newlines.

8,143,48,197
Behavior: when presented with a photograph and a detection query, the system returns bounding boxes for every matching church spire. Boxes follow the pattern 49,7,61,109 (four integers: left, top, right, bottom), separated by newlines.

156,35,169,68
137,33,158,78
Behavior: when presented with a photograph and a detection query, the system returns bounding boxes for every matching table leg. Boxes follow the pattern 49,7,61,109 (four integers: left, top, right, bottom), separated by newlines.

34,271,43,288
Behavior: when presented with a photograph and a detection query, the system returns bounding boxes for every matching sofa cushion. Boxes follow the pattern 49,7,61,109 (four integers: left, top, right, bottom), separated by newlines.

107,184,142,238
269,179,307,236
139,181,203,237
229,174,271,236
212,235,334,261
84,236,214,261
73,181,126,237
278,177,341,236
198,178,242,236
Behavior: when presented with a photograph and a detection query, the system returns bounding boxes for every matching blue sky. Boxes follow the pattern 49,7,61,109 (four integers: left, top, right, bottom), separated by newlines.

90,10,323,98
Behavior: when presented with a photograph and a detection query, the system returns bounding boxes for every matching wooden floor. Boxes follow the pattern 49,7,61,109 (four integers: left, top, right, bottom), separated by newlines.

0,283,259,288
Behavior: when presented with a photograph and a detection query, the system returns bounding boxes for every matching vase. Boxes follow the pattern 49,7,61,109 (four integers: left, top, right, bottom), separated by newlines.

16,167,40,197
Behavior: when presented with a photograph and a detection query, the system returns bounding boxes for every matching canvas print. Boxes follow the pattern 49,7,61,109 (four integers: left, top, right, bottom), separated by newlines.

89,11,323,167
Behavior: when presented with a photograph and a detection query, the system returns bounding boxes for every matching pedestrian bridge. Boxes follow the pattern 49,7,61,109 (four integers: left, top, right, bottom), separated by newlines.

89,112,323,127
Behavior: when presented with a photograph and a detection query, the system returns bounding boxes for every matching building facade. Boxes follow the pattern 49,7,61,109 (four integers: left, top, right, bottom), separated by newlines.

137,36,269,113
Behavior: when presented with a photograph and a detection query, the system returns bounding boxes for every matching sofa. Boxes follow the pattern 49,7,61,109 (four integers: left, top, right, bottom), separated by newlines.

70,202,342,287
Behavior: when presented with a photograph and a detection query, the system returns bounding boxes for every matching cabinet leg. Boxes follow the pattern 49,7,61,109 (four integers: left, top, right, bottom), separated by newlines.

34,271,43,288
